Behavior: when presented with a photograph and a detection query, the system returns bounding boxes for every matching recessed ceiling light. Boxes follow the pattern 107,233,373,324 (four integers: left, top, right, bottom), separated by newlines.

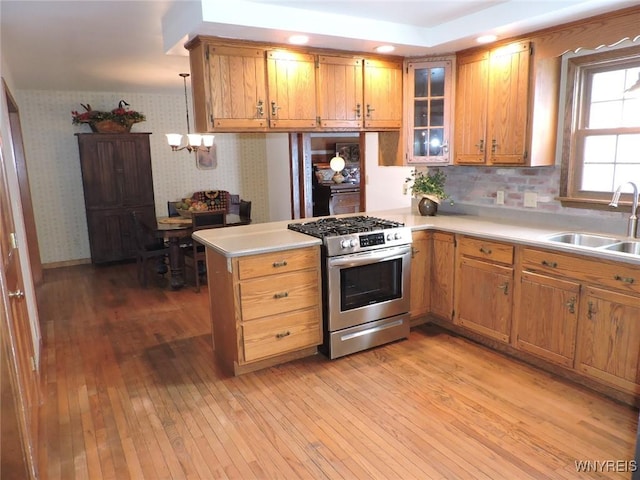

477,35,497,44
289,35,309,45
375,45,395,54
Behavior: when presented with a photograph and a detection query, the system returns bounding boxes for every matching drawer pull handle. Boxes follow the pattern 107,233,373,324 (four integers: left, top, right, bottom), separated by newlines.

541,260,558,268
272,261,288,268
273,292,289,299
614,274,635,284
479,247,492,255
276,331,291,339
565,297,576,314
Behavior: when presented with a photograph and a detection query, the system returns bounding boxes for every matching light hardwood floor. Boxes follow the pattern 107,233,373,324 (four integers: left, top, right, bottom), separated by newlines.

35,263,637,479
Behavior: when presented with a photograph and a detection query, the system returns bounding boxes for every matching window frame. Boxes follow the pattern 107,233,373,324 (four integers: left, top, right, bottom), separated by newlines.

559,44,640,209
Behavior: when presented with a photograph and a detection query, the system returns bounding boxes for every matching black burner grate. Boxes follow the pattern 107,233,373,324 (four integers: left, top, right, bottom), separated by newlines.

288,216,404,239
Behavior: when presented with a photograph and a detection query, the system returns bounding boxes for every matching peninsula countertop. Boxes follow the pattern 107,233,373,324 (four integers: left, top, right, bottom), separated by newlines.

192,208,640,266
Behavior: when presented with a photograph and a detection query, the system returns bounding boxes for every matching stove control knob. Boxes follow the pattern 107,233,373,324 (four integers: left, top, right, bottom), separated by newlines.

386,233,393,241
349,239,357,248
341,239,351,249
394,233,401,240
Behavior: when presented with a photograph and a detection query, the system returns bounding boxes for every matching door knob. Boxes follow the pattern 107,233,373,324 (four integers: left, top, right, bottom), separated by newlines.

8,289,25,299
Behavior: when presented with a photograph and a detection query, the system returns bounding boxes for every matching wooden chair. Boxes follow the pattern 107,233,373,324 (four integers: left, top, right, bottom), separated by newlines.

239,200,252,221
131,211,169,287
184,210,226,292
167,201,179,217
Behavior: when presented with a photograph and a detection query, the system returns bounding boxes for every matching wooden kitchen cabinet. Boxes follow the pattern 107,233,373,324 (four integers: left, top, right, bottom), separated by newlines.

363,58,403,129
76,133,156,263
409,230,431,324
575,286,640,395
266,49,318,129
454,236,514,343
518,246,640,395
454,41,539,166
190,43,268,131
317,55,364,129
206,246,322,375
430,232,455,321
513,271,580,368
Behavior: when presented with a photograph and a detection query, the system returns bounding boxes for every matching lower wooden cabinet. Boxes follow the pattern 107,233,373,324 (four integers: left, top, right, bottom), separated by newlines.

454,236,514,343
430,232,455,321
513,271,579,368
206,246,322,375
575,286,640,395
409,230,431,323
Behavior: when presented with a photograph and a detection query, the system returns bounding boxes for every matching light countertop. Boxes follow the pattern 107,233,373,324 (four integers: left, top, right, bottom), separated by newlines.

192,208,640,266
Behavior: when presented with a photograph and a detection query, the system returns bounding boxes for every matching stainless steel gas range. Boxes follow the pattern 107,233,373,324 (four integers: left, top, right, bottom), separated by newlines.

288,216,412,359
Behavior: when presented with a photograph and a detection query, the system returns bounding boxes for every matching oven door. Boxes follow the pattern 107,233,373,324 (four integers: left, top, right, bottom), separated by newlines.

326,244,411,332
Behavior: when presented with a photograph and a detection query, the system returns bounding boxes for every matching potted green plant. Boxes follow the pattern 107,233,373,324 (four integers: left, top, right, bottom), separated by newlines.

405,168,449,216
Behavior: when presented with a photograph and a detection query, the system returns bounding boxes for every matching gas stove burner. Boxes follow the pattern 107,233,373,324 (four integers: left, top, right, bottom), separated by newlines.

288,216,404,239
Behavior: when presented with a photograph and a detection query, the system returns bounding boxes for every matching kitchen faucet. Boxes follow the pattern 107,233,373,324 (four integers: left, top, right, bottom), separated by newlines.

609,181,639,238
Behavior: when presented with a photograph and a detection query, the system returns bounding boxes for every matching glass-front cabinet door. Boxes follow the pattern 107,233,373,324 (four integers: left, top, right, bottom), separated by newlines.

405,58,453,164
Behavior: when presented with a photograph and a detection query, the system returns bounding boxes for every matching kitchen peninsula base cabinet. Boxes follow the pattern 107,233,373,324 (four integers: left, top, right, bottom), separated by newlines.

430,232,455,321
206,246,322,376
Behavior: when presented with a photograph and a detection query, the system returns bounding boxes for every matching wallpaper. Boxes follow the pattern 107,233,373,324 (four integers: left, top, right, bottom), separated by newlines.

15,90,270,265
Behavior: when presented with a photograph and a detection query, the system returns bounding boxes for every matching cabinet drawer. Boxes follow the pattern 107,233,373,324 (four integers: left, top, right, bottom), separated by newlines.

522,248,640,295
459,237,514,265
240,269,320,321
237,247,319,280
242,307,321,362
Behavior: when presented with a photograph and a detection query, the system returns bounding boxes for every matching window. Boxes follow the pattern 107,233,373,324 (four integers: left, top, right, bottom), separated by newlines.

405,58,453,164
560,45,640,206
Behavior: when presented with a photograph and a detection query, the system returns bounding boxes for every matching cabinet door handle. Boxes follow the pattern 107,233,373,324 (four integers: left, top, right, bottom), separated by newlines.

273,292,289,299
271,101,280,117
411,247,420,258
479,247,492,255
587,301,597,320
355,103,361,118
275,331,291,339
565,296,576,314
8,289,25,299
257,100,264,117
475,139,484,153
541,260,558,268
366,104,375,117
614,274,635,284
272,260,288,268
491,139,498,153
497,282,509,295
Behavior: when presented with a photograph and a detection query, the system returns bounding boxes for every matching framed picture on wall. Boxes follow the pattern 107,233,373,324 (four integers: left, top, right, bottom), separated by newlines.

196,145,217,170
335,143,360,165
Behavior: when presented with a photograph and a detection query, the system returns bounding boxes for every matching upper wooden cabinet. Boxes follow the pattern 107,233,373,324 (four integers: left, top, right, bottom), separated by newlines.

317,55,364,129
187,36,403,133
363,58,403,129
266,49,318,129
454,41,552,166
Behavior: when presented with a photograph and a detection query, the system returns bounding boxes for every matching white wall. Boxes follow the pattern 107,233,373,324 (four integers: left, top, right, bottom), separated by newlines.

364,132,412,212
266,133,293,221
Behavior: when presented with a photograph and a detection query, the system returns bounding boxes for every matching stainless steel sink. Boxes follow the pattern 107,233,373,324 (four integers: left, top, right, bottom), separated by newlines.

545,232,620,248
603,241,640,255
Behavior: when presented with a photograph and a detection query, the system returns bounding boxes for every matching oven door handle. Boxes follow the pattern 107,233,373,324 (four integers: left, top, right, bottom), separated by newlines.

327,245,412,268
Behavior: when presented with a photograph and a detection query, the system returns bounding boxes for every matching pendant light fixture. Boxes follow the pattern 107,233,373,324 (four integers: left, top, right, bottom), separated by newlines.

166,73,214,152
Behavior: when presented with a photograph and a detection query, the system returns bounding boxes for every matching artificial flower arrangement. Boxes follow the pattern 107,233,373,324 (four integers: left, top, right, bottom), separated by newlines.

71,100,145,132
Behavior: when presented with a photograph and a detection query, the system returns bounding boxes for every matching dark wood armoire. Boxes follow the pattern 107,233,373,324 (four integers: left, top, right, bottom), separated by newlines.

75,133,157,263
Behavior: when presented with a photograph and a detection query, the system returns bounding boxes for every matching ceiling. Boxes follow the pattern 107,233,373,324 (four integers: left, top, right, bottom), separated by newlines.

1,0,636,94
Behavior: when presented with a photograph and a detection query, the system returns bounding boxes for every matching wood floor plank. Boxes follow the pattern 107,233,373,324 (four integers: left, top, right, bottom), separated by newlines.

34,263,638,480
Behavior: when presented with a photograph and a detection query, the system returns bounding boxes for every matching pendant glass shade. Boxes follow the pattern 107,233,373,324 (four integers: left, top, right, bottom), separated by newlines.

329,155,346,172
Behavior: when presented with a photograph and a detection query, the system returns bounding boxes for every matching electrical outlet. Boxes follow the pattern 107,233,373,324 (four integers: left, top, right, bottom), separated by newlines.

496,190,505,205
524,191,537,208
